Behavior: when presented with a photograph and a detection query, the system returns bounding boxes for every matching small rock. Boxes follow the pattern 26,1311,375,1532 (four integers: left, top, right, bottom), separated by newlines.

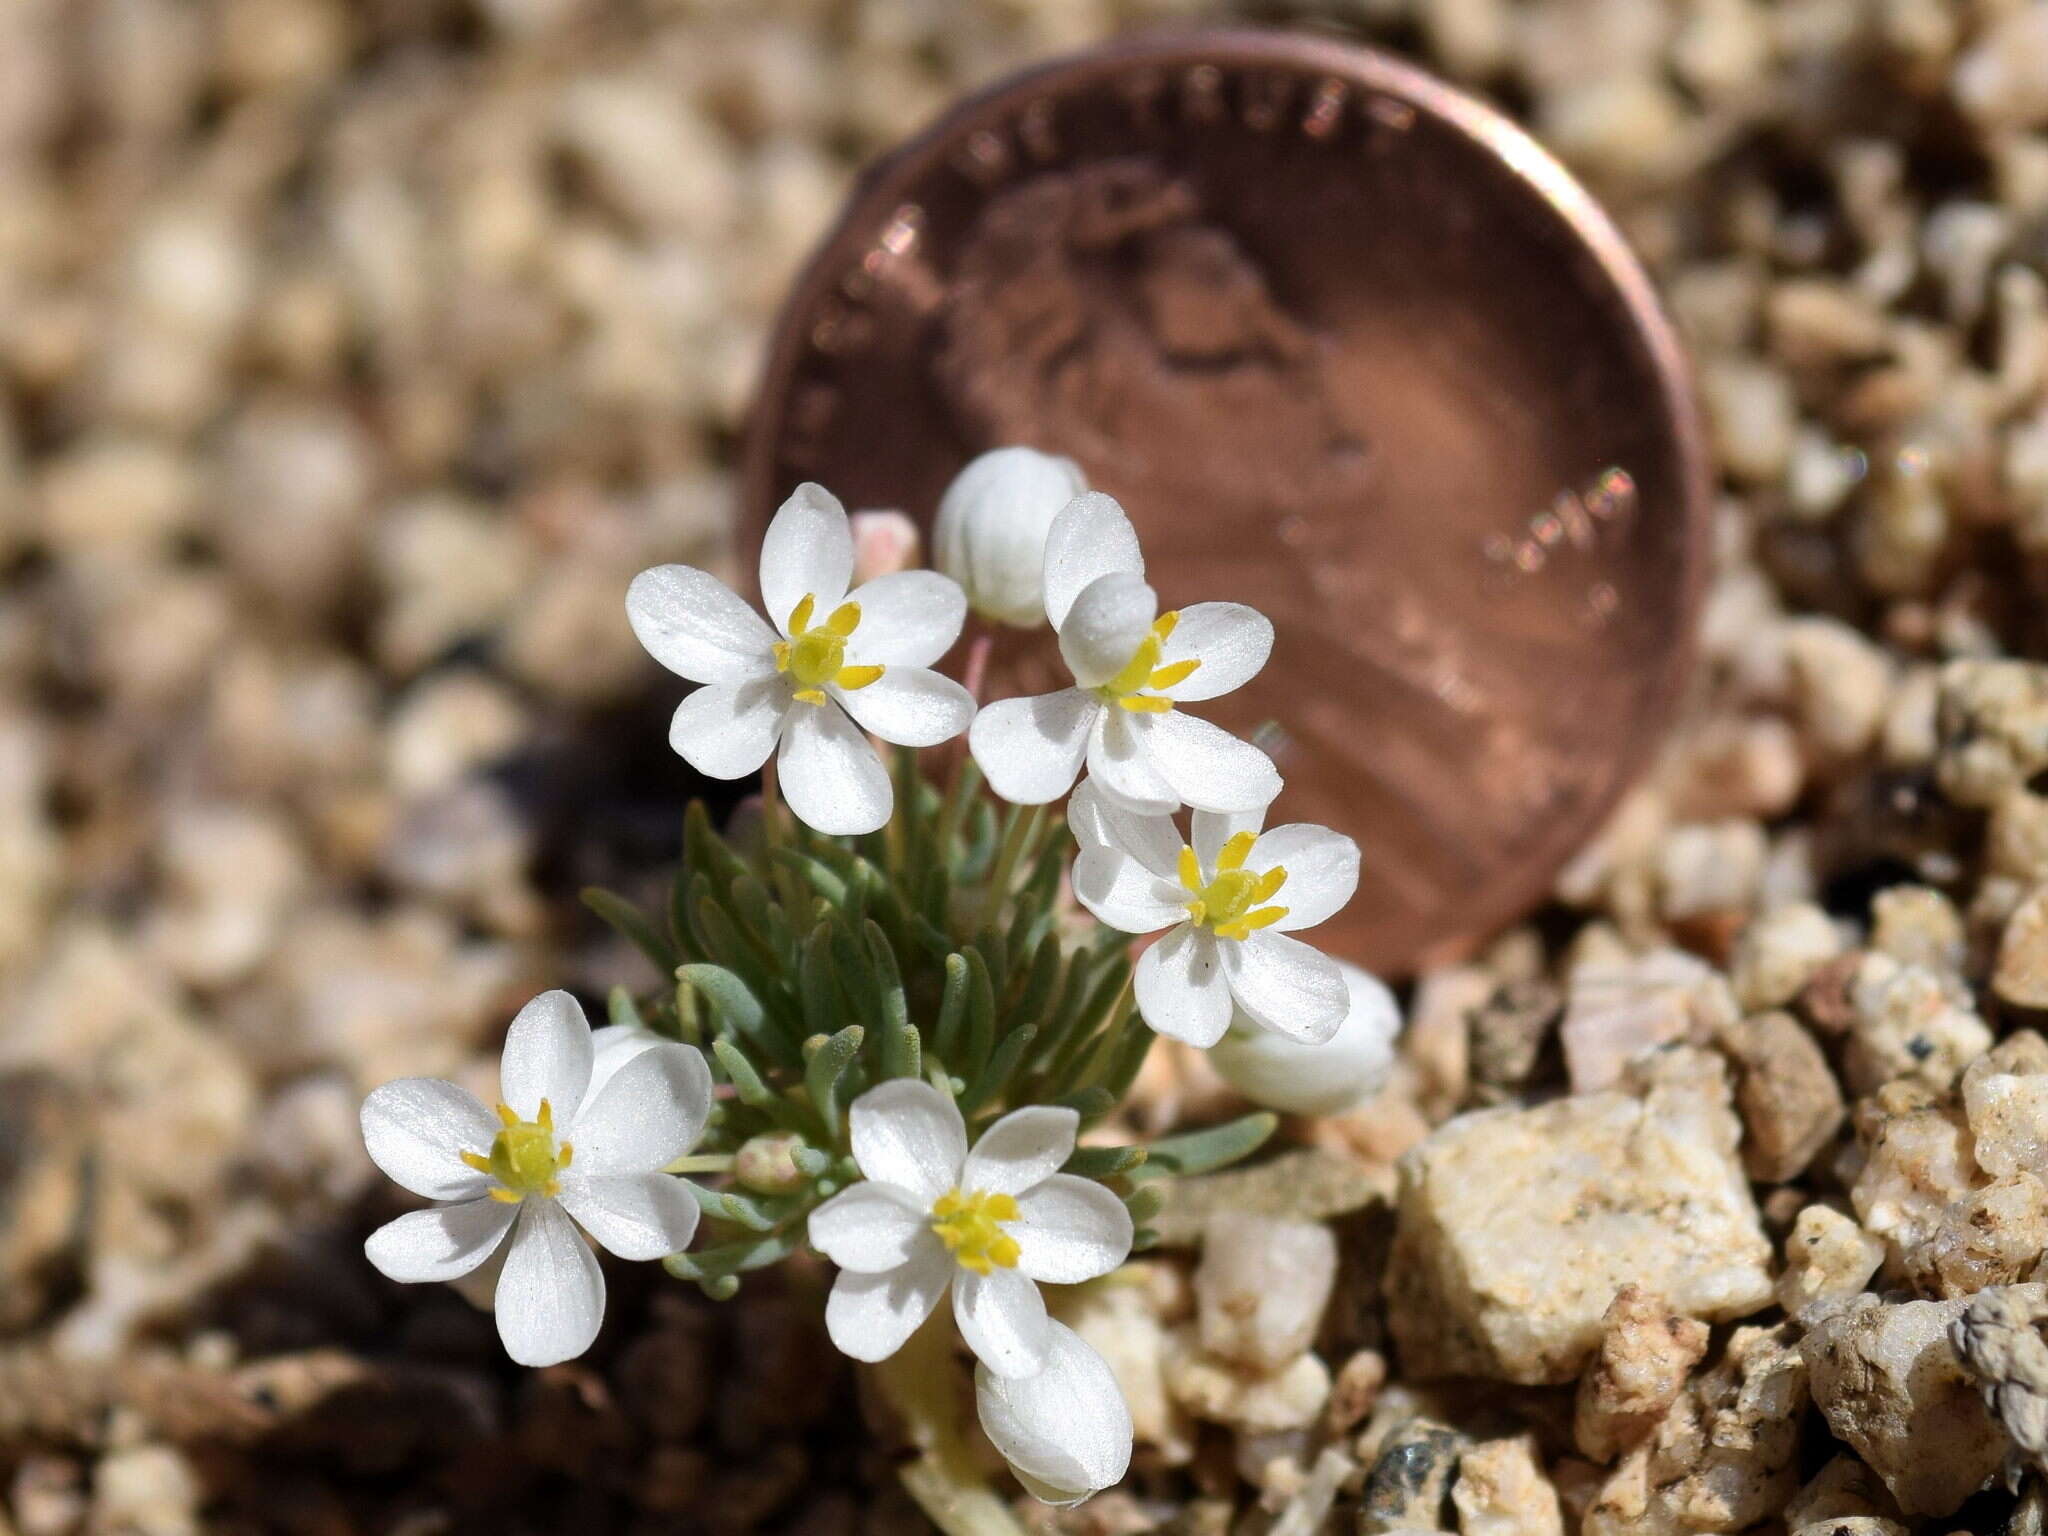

1907,1172,2048,1298
1850,1082,1983,1261
1716,1010,1846,1182
1730,902,1844,1012
90,1443,201,1536
1193,1213,1336,1373
1386,1061,1773,1384
1869,884,1967,974
1804,1288,2037,1515
1162,1328,1330,1434
1151,1149,1383,1246
1963,1032,2048,1177
1782,1452,1907,1530
1324,1349,1387,1437
1572,1284,1710,1463
1582,1324,1806,1536
1783,617,1894,758
1560,947,1727,1094
1357,1418,1464,1535
1997,884,2048,1008
1778,1205,1887,1314
1844,953,1993,1094
1934,659,2048,808
1654,821,1768,923
1452,1434,1563,1536
1950,1283,2048,1483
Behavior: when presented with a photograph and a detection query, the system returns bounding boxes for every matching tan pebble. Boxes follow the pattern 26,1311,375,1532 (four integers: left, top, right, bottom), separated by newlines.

1717,1010,1846,1183
1572,1284,1709,1463
1778,1205,1887,1315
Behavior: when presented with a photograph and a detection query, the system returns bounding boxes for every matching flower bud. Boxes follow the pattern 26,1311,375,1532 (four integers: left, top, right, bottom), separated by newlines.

734,1132,807,1194
1208,962,1400,1115
850,508,921,583
976,1320,1132,1505
934,447,1088,627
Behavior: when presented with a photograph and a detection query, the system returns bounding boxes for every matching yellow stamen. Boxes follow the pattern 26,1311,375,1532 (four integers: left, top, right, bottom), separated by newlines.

774,591,883,703
468,1098,573,1203
1183,835,1290,943
1090,612,1183,713
930,1187,1023,1275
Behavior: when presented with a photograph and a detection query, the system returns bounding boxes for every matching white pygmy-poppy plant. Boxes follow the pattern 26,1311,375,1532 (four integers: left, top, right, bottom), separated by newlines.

966,491,1280,815
934,446,1089,628
807,1080,1133,1377
976,1321,1134,1507
1209,961,1401,1115
360,990,712,1367
1069,780,1361,1048
628,483,975,837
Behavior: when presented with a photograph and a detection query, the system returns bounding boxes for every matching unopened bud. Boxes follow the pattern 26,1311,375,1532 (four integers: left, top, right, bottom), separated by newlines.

851,508,921,583
735,1133,807,1194
934,447,1088,627
1209,962,1400,1115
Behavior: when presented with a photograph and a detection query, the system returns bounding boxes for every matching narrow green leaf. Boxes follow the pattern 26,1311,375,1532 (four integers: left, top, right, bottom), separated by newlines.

682,1180,785,1232
800,924,842,1037
930,952,969,1066
804,1025,865,1138
1054,1086,1115,1122
958,1022,1035,1116
712,1037,774,1108
864,921,919,1081
962,947,996,1077
1064,1144,1147,1178
1124,1183,1166,1227
581,887,676,971
607,985,645,1030
1130,1112,1279,1180
663,1228,802,1282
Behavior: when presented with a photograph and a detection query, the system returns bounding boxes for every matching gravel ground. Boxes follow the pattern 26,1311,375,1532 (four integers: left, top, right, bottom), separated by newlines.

10,0,2048,1533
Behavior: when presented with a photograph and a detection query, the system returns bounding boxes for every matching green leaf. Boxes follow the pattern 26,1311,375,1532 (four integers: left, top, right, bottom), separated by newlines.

581,887,676,972
958,1022,1035,1116
663,1228,802,1282
962,948,996,1077
682,1180,787,1232
607,985,645,1030
865,922,920,1081
678,962,766,1042
1124,1183,1166,1227
804,1025,865,1138
1130,1113,1279,1180
712,1037,774,1108
1063,1144,1147,1178
930,952,969,1068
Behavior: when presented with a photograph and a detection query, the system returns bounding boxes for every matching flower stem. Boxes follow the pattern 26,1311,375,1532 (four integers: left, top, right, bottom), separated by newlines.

664,1153,734,1175
980,803,1043,929
867,1314,1027,1536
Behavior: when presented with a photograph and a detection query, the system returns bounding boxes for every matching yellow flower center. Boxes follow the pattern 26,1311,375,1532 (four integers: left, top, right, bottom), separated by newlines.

772,593,885,706
1092,611,1199,714
1180,831,1289,941
930,1187,1022,1275
462,1099,574,1203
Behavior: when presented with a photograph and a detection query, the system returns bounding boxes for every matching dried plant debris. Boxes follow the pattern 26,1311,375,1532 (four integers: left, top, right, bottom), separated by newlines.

16,0,2048,1531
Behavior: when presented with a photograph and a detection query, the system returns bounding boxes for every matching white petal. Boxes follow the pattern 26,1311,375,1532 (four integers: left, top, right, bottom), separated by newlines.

499,990,594,1125
1192,805,1267,871
1155,602,1274,701
845,571,968,667
1043,492,1144,631
849,1079,968,1201
494,1199,605,1367
1249,824,1360,932
809,1183,942,1273
1223,932,1350,1044
970,690,1098,805
1132,710,1281,814
825,1249,950,1362
761,482,854,632
557,1172,701,1260
364,1198,516,1283
1012,1175,1133,1284
977,1322,1132,1505
626,565,778,686
963,1106,1079,1196
1087,708,1178,816
1067,778,1184,878
833,667,974,748
1072,846,1185,935
360,1078,499,1202
1210,963,1400,1115
954,1264,1051,1378
668,679,788,779
569,1042,713,1175
587,1023,665,1099
1057,573,1156,689
1134,925,1232,1047
777,703,892,836
450,1230,510,1310
935,447,1088,628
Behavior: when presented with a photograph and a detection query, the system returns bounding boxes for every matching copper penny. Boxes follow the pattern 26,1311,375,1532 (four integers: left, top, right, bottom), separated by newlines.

740,29,1711,975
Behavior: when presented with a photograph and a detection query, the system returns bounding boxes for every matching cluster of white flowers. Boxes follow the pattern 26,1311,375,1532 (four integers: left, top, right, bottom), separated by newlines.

360,446,1399,1511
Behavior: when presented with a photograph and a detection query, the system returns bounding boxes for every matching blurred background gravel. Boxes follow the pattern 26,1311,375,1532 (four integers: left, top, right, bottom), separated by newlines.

8,0,2048,1533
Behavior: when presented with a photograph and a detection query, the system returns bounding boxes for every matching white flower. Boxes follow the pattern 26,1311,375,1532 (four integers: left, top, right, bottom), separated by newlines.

1069,780,1360,1048
627,482,975,837
966,492,1279,815
977,1321,1133,1507
1209,961,1401,1115
359,990,712,1367
934,447,1088,627
807,1079,1132,1378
